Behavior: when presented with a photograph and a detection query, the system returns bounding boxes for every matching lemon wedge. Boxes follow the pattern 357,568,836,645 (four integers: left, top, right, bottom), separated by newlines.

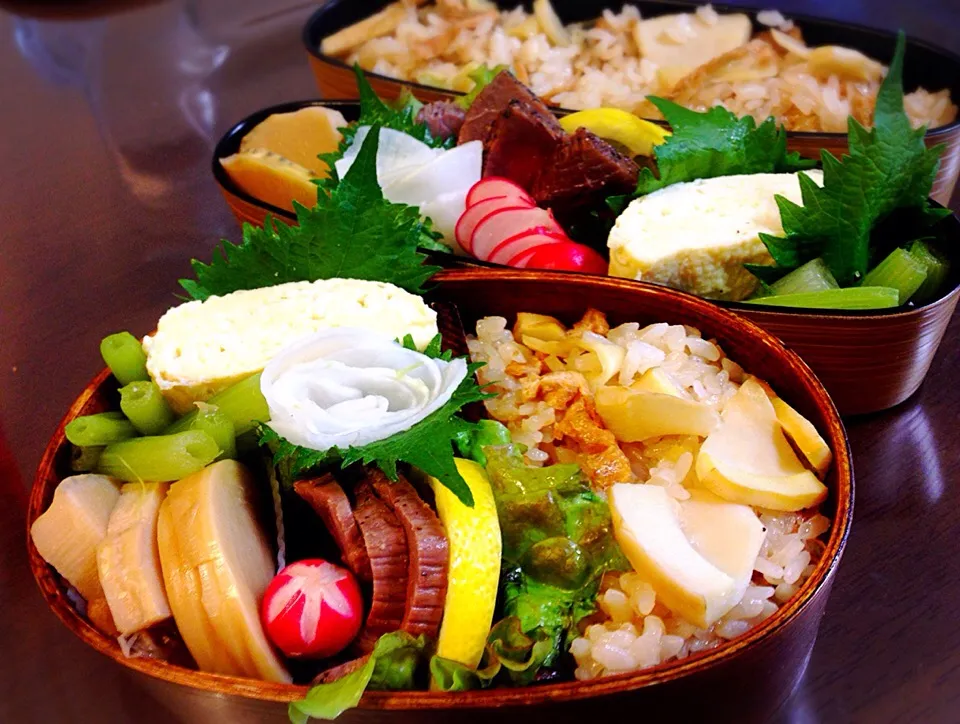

428,458,502,676
559,108,671,157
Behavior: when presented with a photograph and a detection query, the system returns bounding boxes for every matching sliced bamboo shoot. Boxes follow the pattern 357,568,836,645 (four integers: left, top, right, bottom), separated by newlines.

96,482,172,635
31,475,121,602
158,460,291,683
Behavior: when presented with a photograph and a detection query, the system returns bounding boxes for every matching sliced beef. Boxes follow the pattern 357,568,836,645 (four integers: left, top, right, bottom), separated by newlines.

458,70,558,145
416,101,466,142
369,471,449,640
484,100,565,191
294,476,373,583
533,127,640,211
352,479,409,653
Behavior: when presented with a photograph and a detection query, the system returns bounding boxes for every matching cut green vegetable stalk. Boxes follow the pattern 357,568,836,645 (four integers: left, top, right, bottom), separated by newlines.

100,332,150,385
97,430,220,482
70,445,103,473
65,412,137,447
863,248,928,304
908,240,951,305
119,381,176,435
767,258,839,296
166,373,269,436
183,404,238,460
744,287,900,310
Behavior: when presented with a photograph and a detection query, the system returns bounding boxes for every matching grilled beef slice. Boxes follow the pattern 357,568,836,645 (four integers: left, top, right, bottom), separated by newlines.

353,479,409,653
533,127,640,210
458,70,556,144
416,101,467,142
294,476,373,583
484,100,565,190
369,471,449,639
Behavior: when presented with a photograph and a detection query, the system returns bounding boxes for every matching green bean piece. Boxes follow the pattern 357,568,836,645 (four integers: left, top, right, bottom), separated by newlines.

70,445,103,472
167,373,268,436
186,405,237,460
120,381,176,435
97,430,220,482
100,332,150,385
65,411,137,447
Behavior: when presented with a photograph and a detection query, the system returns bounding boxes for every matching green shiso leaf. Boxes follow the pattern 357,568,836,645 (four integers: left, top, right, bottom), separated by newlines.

754,32,948,286
181,125,440,299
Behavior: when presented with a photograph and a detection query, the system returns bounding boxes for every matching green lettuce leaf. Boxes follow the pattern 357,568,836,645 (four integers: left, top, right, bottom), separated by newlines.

289,633,426,723
456,64,509,110
483,446,628,672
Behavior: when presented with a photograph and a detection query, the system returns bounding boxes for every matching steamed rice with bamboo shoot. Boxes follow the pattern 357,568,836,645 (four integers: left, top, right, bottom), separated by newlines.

322,0,957,133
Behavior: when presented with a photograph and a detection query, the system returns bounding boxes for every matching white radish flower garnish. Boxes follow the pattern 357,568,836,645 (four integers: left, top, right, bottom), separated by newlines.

335,126,482,249
261,327,467,452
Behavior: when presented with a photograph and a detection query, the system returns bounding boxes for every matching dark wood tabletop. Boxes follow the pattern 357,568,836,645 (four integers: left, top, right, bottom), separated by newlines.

1,1,958,722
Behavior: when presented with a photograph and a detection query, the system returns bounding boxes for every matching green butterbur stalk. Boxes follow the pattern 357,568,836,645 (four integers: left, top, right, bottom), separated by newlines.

100,331,150,385
744,287,900,310
97,430,220,482
907,240,951,305
863,248,928,304
65,411,137,447
167,373,269,437
120,380,176,435
184,405,238,460
768,258,840,296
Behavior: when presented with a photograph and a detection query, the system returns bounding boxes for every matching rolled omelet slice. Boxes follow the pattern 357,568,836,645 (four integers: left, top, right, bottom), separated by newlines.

607,171,823,301
143,278,439,413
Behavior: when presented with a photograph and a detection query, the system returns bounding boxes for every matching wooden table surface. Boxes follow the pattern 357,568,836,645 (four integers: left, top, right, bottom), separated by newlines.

1,1,958,722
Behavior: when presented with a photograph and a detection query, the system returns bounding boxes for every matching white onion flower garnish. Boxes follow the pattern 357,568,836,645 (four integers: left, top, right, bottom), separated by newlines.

261,328,467,452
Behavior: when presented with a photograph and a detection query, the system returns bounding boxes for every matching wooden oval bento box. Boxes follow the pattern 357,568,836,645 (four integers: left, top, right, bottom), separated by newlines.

212,100,960,417
28,270,853,723
302,0,960,206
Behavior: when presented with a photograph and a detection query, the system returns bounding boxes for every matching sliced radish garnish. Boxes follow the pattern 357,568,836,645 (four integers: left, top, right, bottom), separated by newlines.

471,207,564,261
456,200,532,254
488,229,567,266
466,176,535,207
523,242,609,275
509,246,544,269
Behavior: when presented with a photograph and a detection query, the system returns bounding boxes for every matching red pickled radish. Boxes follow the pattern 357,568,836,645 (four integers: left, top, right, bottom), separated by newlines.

465,176,535,207
471,207,563,261
455,198,529,253
523,242,609,274
261,559,363,659
488,229,567,266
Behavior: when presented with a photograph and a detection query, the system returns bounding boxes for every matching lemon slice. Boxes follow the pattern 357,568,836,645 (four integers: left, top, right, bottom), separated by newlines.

559,108,671,157
428,458,502,676
220,149,319,212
